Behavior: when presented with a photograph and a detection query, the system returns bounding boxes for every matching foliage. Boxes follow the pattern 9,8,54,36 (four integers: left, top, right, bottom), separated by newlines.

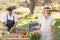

3,30,10,35
29,33,40,40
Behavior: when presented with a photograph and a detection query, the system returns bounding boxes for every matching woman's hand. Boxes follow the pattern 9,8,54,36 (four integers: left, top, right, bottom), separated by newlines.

10,27,14,31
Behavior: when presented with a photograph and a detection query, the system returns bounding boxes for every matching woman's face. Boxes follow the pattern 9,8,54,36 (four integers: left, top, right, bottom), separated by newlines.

44,10,50,16
8,11,12,15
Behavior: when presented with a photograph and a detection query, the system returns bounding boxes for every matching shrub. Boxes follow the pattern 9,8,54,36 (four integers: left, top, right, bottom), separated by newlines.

29,33,40,40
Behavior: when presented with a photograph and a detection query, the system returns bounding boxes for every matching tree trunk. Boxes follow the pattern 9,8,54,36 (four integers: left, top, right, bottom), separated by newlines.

29,0,36,14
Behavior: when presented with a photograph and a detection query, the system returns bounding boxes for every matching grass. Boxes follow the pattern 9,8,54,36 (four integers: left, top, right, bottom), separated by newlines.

54,19,60,40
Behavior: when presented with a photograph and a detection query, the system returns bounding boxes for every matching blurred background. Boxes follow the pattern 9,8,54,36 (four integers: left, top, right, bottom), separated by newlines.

0,0,60,40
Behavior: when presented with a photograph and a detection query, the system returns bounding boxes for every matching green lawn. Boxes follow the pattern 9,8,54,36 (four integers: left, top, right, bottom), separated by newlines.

55,19,60,40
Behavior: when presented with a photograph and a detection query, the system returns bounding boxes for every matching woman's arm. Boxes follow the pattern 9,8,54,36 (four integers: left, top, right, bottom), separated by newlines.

12,22,17,28
51,18,56,40
51,26,54,40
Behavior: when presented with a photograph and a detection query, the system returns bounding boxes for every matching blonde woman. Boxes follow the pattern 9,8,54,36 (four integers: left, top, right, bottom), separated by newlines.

39,7,56,40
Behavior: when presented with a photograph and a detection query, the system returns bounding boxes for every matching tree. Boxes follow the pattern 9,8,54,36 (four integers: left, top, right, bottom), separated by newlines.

27,0,52,14
25,0,37,14
29,0,37,14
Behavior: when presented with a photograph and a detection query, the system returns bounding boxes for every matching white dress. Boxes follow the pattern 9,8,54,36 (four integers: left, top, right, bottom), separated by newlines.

39,15,56,40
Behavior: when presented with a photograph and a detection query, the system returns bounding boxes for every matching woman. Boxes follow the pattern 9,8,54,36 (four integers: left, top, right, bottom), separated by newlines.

2,7,18,31
39,7,56,40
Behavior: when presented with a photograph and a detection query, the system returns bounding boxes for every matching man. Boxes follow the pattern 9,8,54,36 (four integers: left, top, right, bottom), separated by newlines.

2,7,18,31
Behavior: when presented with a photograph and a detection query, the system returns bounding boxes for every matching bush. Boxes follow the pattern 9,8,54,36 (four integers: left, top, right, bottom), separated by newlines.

29,33,40,40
